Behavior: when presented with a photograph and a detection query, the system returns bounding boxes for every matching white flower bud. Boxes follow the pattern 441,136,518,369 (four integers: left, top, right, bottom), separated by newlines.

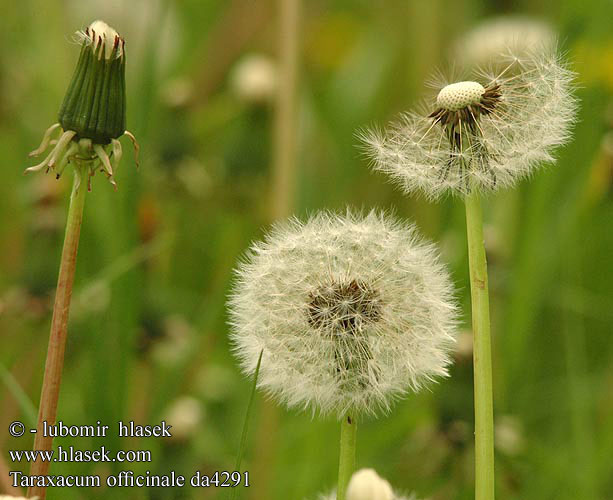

347,469,394,500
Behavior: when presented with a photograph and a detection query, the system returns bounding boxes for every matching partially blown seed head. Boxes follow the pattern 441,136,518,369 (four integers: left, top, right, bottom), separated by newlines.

361,47,577,198
228,210,458,418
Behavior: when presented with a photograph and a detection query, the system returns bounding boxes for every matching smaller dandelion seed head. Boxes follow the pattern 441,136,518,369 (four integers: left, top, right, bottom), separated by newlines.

228,210,458,418
361,46,577,198
436,81,485,111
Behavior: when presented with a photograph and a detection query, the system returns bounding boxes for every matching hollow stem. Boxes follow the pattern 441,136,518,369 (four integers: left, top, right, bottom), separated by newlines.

28,166,87,500
336,414,357,500
464,191,495,500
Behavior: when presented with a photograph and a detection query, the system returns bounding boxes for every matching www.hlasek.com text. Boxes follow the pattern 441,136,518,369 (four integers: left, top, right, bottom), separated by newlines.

10,446,151,464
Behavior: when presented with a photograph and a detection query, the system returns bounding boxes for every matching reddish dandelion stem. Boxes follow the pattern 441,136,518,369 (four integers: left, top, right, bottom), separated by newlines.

28,168,87,500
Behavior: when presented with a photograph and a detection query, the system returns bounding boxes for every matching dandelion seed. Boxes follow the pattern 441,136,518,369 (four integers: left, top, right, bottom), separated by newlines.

228,210,458,418
362,47,577,197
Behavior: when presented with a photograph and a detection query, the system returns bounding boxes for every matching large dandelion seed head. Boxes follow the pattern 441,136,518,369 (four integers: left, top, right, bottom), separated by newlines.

362,47,577,198
228,210,458,418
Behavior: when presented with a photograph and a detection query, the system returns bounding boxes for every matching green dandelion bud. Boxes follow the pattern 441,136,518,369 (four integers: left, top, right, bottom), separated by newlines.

26,20,139,190
59,20,126,144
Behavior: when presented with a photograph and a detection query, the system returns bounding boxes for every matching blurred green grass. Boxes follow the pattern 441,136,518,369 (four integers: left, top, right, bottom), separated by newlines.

1,0,612,499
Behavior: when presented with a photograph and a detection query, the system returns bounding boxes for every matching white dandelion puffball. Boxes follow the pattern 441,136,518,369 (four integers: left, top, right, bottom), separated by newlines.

347,468,394,500
228,210,458,417
362,47,577,198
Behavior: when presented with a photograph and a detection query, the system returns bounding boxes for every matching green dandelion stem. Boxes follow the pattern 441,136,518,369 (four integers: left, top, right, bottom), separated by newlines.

230,349,263,500
336,414,357,500
465,191,495,500
28,165,87,500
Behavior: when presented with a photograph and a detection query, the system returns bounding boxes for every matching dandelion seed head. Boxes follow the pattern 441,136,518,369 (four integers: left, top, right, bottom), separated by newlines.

362,47,577,198
228,210,458,418
436,81,485,111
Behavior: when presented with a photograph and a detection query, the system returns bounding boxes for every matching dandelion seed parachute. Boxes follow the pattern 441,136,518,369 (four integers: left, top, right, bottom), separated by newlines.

361,47,577,198
228,210,458,418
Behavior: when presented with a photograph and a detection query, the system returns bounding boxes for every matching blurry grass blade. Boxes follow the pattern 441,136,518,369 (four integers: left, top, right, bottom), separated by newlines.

230,349,263,500
0,361,37,427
